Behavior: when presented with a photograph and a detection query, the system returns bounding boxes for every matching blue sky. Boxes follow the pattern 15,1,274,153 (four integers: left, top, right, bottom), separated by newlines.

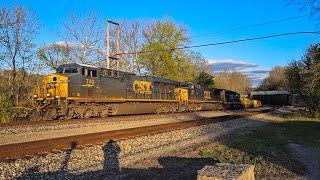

3,0,319,85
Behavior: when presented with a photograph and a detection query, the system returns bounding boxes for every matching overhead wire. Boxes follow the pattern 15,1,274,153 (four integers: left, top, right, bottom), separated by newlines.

188,15,309,39
118,31,320,55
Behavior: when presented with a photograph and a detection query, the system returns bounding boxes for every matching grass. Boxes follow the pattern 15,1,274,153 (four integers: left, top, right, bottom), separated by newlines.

280,118,320,146
200,117,320,179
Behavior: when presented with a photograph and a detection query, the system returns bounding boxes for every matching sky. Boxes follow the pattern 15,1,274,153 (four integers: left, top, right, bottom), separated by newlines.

2,0,319,86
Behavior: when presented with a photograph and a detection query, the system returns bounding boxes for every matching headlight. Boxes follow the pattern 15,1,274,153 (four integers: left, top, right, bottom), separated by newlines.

46,93,51,97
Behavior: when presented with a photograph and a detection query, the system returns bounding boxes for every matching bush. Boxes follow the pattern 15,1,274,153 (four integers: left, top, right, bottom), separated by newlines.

0,94,14,122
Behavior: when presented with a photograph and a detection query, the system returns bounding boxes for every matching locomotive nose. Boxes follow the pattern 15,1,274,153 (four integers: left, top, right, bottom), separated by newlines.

33,74,68,100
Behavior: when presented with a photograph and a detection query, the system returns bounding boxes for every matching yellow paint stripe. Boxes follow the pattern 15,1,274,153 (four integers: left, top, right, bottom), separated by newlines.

66,97,222,104
189,100,221,103
67,97,180,103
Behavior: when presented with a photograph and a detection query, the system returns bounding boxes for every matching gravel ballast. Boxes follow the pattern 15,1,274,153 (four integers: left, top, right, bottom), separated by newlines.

0,111,231,145
0,110,277,179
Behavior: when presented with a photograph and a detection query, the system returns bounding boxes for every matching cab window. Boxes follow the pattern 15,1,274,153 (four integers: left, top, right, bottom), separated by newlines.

57,68,78,74
64,68,78,73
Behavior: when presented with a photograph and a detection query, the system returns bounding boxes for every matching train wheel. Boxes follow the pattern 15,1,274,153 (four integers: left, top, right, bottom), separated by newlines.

101,109,109,117
65,109,75,119
83,109,93,118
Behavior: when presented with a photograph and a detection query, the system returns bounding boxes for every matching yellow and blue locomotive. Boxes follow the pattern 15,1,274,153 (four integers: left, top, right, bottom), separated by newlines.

33,63,245,120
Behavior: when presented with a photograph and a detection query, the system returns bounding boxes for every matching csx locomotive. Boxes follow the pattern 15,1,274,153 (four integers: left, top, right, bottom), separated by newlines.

32,63,247,120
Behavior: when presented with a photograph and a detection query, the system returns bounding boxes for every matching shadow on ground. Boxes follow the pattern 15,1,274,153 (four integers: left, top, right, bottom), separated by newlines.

17,140,217,179
16,109,320,179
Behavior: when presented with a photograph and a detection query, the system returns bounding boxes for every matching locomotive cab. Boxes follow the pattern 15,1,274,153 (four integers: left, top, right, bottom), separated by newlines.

33,63,95,120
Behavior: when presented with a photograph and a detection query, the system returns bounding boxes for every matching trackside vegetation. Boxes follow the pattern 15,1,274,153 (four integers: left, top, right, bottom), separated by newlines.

200,117,320,179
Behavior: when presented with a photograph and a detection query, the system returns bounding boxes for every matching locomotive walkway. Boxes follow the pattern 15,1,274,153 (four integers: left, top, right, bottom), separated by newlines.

0,108,272,161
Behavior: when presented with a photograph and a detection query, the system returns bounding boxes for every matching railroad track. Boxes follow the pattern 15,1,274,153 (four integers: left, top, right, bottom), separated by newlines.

0,108,272,161
0,110,214,128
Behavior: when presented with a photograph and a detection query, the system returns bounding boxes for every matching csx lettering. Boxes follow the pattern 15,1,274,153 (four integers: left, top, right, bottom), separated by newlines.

133,80,152,94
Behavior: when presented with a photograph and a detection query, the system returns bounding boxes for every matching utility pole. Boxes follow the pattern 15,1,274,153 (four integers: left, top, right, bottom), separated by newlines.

106,19,110,69
106,19,120,76
116,23,120,76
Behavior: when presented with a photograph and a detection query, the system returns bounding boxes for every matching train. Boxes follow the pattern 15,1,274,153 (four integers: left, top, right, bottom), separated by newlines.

240,97,263,108
32,63,261,120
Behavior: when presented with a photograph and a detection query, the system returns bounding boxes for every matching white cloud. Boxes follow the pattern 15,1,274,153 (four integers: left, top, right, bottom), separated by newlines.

53,41,105,53
240,69,270,81
207,59,258,71
206,59,270,87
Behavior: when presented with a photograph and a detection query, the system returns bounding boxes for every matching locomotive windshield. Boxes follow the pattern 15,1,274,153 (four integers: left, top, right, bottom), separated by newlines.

56,67,78,74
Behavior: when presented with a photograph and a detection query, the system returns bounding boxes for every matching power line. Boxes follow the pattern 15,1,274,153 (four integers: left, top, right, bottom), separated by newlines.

188,15,309,39
118,31,320,55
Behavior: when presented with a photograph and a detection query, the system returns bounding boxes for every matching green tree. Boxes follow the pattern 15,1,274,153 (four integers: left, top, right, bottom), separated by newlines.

138,19,194,81
286,43,320,117
194,71,214,87
0,93,13,122
138,42,178,79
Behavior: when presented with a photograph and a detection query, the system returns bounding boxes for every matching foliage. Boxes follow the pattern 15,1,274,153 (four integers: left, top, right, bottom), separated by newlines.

286,43,320,117
0,7,212,121
200,119,318,178
214,70,251,94
0,69,44,120
137,19,195,82
0,93,14,122
0,5,42,120
258,66,288,91
194,71,214,86
138,42,178,79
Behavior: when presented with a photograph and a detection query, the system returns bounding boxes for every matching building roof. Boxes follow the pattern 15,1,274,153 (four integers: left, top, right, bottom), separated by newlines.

250,91,290,96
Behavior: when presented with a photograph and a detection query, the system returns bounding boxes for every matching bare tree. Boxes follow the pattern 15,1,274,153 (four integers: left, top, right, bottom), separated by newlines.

0,7,15,29
119,19,142,72
289,0,320,20
214,70,252,94
190,51,211,75
38,43,71,71
59,10,104,65
0,6,41,107
258,66,288,91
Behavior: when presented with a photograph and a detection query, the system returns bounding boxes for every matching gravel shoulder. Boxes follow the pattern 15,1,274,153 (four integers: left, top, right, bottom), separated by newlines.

1,107,270,146
0,108,275,179
0,111,230,145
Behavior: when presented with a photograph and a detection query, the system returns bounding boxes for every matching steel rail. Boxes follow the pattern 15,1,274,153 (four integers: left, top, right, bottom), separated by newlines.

0,111,201,128
0,108,272,161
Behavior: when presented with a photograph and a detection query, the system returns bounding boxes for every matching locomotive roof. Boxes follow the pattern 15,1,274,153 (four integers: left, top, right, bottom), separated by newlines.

76,63,97,68
58,63,97,69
